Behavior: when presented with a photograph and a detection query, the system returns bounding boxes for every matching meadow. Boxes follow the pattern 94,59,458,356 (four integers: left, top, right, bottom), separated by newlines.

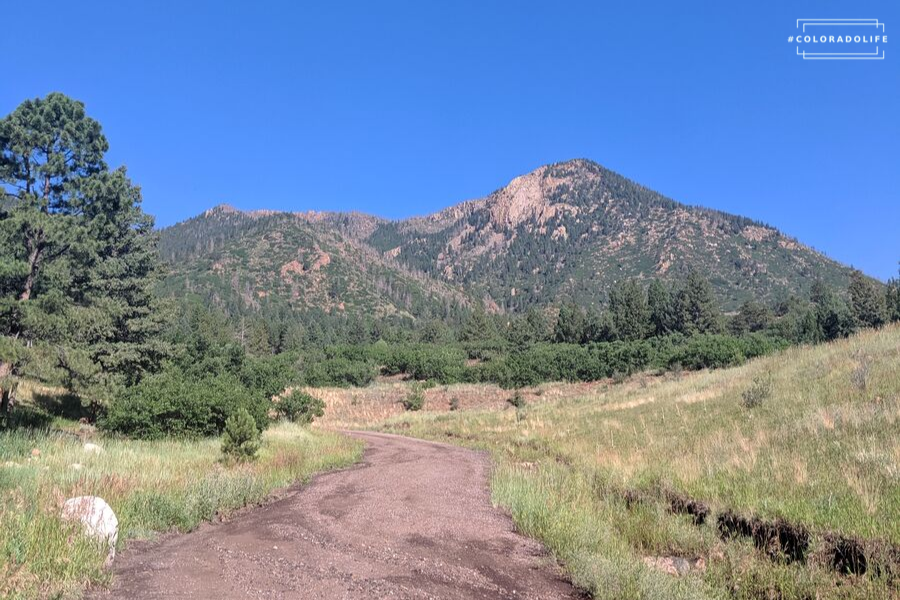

0,420,362,599
336,325,900,599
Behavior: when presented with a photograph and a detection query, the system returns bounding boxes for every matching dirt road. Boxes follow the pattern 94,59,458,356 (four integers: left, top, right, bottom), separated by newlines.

95,431,581,599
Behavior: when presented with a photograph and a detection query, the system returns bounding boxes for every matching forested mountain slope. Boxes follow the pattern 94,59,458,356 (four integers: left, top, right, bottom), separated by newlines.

366,159,855,311
160,159,859,318
158,206,471,322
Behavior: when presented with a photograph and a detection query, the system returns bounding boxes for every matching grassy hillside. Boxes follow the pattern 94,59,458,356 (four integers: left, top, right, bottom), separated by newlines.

344,325,900,599
0,421,362,599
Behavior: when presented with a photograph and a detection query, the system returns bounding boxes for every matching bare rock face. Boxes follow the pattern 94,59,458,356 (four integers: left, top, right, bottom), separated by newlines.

61,496,119,565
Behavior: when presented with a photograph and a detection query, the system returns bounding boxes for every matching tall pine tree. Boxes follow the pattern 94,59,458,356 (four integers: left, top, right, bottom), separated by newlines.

672,270,722,335
848,269,886,329
608,279,650,341
0,93,167,415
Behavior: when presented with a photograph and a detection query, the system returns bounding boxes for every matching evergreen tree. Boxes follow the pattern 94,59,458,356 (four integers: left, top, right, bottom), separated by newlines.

848,269,886,329
553,302,584,344
814,293,855,341
608,279,650,341
887,265,900,324
671,270,722,335
506,307,549,347
221,407,260,459
459,306,499,344
581,308,615,343
419,319,451,344
0,93,167,410
245,318,272,355
647,278,673,337
809,278,831,305
730,299,771,334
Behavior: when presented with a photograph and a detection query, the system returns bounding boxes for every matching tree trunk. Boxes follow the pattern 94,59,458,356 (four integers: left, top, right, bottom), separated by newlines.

19,234,43,301
0,361,11,425
0,389,9,424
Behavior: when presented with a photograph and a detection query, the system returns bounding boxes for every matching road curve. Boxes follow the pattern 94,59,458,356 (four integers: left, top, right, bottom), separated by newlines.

93,431,581,599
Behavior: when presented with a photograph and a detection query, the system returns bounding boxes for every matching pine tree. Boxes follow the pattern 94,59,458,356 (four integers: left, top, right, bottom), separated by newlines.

848,269,886,329
647,279,673,337
730,300,771,334
815,293,855,341
884,264,900,324
0,94,167,409
460,306,497,343
672,270,722,335
221,407,260,459
581,308,615,343
506,308,549,347
608,279,650,341
553,302,584,344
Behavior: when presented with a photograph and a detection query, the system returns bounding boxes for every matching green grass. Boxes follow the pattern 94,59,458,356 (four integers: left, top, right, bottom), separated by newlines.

373,325,900,599
0,422,362,599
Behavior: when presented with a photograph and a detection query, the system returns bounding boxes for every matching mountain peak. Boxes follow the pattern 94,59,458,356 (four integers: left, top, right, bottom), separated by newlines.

164,159,856,316
204,203,242,216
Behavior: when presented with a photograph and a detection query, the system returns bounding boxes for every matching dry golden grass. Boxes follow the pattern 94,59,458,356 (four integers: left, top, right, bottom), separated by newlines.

309,379,609,429
323,325,900,599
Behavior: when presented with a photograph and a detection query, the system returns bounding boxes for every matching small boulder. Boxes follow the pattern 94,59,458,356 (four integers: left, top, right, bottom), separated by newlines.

70,463,84,471
644,555,706,576
83,443,104,455
61,496,118,565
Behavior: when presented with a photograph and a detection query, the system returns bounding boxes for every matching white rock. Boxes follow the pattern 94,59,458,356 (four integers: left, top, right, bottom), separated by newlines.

70,463,84,471
83,443,104,455
61,496,118,565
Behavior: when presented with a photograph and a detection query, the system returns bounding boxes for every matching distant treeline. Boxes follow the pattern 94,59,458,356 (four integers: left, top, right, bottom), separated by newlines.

179,266,894,393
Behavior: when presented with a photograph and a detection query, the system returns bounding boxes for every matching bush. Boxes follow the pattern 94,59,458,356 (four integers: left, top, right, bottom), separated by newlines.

101,369,269,439
741,374,773,408
508,389,526,409
407,346,465,383
666,335,746,370
221,408,260,459
238,353,300,399
302,357,377,387
401,385,425,411
276,389,325,424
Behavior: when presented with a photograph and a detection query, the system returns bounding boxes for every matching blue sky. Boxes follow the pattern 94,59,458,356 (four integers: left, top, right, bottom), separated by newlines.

2,1,898,279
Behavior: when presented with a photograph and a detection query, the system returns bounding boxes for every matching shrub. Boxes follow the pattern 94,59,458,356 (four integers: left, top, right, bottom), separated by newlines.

449,397,460,411
238,353,300,399
741,373,773,408
667,335,745,370
276,389,325,424
737,333,789,360
302,357,377,387
508,389,526,409
407,346,465,383
401,385,425,411
101,369,269,439
850,352,870,391
221,408,260,459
